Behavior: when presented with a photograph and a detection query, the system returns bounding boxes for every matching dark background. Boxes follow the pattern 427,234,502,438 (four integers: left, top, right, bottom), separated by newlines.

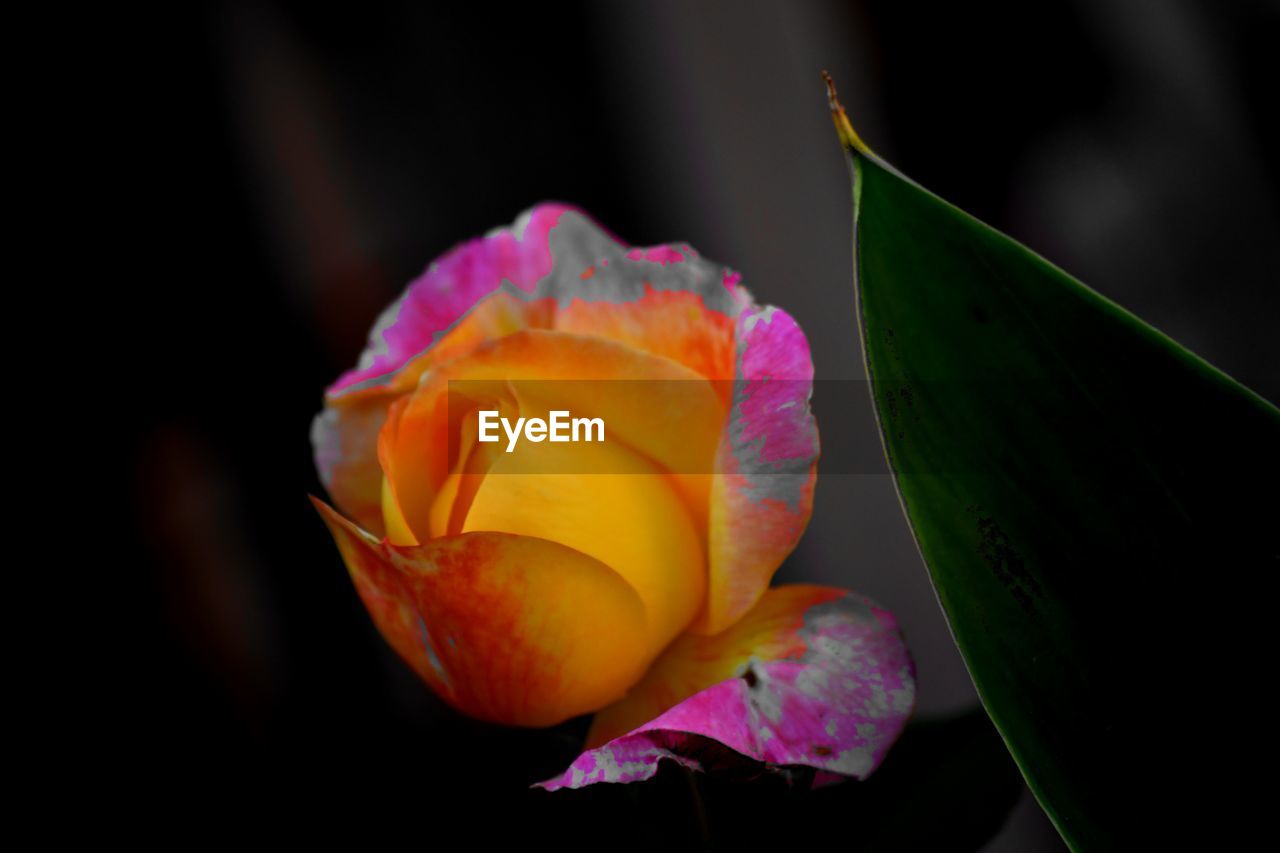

101,1,1277,847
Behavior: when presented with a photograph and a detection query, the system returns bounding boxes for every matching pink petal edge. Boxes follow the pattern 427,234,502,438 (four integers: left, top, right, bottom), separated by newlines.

537,591,915,790
327,203,575,397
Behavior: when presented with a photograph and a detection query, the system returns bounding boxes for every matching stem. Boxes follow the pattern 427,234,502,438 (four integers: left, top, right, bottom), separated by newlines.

683,765,712,849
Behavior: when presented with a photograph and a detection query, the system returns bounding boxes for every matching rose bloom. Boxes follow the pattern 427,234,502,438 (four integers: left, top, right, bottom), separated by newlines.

312,205,913,787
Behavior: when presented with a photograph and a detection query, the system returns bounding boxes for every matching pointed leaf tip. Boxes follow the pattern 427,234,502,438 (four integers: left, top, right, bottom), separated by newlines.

822,71,874,158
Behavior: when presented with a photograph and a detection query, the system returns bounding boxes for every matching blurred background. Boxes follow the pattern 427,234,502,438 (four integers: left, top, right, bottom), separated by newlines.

108,1,1277,847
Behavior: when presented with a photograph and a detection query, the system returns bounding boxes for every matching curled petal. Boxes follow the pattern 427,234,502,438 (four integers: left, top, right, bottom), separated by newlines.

312,498,652,727
538,585,914,790
695,307,820,633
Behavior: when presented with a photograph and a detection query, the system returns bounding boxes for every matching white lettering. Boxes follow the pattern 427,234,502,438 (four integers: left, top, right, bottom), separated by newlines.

477,410,605,452
549,410,570,442
573,416,605,442
501,415,526,453
478,410,500,443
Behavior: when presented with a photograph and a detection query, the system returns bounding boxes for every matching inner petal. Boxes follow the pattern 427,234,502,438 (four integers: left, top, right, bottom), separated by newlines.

461,433,706,658
380,330,726,548
427,403,506,538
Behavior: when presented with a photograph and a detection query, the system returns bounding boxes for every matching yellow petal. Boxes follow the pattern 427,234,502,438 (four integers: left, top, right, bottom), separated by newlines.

381,474,418,546
463,434,706,658
381,329,724,546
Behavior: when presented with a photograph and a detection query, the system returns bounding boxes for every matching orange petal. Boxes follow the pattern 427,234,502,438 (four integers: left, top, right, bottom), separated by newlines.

553,285,737,389
312,497,652,727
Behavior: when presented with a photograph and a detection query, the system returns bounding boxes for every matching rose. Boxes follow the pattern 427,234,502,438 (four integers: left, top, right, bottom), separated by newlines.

312,204,914,786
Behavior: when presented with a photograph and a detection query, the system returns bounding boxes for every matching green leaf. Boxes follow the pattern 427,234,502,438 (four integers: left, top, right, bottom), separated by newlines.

826,77,1280,849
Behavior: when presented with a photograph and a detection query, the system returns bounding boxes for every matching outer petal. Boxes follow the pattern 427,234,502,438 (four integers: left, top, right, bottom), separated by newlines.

311,396,393,534
553,286,736,386
329,206,742,400
312,498,652,727
329,205,573,396
695,306,820,633
538,585,914,790
521,216,748,382
311,205,571,531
